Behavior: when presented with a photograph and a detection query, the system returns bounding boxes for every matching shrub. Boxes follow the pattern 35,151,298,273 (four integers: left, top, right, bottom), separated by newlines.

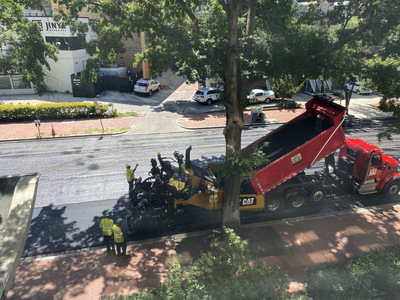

116,227,291,300
272,75,304,100
305,243,400,299
0,102,117,121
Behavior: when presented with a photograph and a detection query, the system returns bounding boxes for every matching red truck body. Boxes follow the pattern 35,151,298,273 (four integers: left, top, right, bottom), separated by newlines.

245,97,347,196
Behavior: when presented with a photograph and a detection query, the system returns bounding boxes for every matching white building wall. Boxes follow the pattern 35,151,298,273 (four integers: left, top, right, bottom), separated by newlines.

45,50,89,93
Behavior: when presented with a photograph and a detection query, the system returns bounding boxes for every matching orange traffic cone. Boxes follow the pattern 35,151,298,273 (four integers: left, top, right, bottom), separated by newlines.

51,124,56,137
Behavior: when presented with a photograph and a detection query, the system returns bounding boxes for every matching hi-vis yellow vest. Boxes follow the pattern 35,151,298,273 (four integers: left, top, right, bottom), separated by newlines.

112,224,124,243
126,168,133,181
100,218,114,236
169,178,185,191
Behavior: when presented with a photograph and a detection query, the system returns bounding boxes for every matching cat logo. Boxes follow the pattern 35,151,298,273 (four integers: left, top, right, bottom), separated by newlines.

240,197,256,206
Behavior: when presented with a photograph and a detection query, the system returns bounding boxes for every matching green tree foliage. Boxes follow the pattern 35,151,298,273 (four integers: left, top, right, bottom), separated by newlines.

54,0,400,229
306,243,400,299
272,76,304,100
323,1,400,97
214,142,269,186
115,228,290,300
0,1,58,94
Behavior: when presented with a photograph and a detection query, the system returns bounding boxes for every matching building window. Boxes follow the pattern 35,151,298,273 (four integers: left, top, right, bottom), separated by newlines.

45,37,85,50
43,1,52,17
0,77,12,89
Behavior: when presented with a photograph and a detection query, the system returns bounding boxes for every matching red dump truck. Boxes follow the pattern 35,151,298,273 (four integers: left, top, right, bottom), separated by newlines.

127,96,400,233
239,96,400,212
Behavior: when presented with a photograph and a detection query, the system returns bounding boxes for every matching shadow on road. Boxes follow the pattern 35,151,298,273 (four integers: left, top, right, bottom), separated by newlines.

23,195,132,257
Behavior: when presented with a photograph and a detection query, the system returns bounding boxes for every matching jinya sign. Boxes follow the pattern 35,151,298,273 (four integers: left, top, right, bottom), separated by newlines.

31,18,68,33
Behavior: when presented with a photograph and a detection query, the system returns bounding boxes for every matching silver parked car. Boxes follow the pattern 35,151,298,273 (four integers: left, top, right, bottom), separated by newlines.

247,89,276,103
134,78,161,96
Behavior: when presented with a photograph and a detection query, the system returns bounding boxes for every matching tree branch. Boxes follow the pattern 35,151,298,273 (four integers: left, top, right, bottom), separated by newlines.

243,0,256,61
218,0,228,13
177,0,197,24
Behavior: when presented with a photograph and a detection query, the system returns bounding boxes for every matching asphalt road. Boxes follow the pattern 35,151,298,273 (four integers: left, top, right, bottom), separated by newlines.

1,117,399,257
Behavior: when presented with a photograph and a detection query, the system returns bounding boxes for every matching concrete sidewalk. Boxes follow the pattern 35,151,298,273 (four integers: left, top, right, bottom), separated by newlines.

6,204,400,299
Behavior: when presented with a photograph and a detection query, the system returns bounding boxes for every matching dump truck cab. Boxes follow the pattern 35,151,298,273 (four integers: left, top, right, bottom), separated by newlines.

337,138,400,198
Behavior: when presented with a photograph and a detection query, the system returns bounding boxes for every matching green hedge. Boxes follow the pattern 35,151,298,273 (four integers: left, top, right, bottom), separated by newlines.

0,102,117,121
305,243,400,299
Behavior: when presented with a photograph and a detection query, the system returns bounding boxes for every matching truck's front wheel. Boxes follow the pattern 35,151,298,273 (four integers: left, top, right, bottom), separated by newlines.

385,181,400,200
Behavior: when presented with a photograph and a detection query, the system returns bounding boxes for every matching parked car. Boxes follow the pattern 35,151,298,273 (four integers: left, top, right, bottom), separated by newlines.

194,87,222,105
343,81,372,94
247,89,276,103
134,78,161,96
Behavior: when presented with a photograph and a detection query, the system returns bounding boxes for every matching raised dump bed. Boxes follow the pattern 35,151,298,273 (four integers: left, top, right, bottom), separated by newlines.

244,96,347,196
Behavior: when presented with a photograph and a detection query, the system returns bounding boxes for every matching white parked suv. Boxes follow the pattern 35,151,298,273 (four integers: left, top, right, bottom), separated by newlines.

134,78,161,96
194,87,222,105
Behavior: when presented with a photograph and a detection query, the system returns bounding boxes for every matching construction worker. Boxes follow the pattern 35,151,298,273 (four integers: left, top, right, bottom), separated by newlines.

169,173,185,191
113,218,128,257
99,211,114,254
126,164,138,193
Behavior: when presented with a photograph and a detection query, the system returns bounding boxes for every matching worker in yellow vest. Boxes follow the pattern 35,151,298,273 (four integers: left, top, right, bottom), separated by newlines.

99,211,114,254
169,173,185,191
113,218,128,257
126,163,138,193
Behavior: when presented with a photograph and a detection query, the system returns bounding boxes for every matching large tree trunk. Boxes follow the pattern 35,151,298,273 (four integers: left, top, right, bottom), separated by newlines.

222,0,244,232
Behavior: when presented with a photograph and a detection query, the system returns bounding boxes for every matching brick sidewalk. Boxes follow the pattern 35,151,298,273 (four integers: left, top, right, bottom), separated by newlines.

0,117,141,140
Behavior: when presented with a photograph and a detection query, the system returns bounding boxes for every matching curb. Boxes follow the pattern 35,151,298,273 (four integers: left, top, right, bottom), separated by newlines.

176,118,286,130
